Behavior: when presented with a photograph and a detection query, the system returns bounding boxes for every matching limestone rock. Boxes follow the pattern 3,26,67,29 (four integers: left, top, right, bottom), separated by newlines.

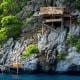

22,54,38,71
56,47,80,72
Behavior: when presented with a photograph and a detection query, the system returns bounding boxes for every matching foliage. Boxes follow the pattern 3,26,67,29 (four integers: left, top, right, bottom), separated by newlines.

67,34,78,46
67,34,80,51
0,0,21,15
1,15,20,26
0,27,8,43
0,0,2,4
0,0,31,44
27,11,33,18
75,0,80,11
76,39,80,51
0,2,10,15
21,44,39,60
1,0,30,14
1,15,22,38
0,0,26,15
57,52,67,60
0,5,3,15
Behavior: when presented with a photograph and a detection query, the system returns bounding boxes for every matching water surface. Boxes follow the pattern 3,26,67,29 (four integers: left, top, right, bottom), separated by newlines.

0,73,80,80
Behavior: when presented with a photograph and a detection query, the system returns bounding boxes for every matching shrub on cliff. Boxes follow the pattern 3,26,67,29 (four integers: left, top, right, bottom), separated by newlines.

57,52,67,60
76,39,80,51
1,15,22,38
67,34,78,46
0,27,8,43
0,0,21,15
0,0,30,15
21,44,39,60
75,0,80,11
67,34,80,52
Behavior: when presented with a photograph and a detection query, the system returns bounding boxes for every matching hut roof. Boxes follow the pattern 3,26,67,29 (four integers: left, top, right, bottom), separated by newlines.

39,7,64,15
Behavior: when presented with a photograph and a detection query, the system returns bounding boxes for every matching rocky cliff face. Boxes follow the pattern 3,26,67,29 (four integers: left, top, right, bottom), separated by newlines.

0,0,80,73
37,24,80,72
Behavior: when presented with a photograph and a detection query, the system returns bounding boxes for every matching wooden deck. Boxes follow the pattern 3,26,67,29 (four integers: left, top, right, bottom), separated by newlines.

44,18,63,23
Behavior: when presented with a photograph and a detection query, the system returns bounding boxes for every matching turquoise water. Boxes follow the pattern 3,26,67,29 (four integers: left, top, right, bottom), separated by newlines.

0,73,80,80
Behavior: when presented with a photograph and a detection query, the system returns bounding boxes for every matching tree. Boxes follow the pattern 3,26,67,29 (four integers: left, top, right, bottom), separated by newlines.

1,15,22,38
0,27,8,43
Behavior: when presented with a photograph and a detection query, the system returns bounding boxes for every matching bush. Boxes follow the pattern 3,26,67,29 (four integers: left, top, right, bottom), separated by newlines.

0,0,21,15
0,2,10,15
67,34,80,52
67,34,78,46
57,52,67,60
75,0,80,11
0,0,30,15
76,39,80,51
0,5,3,15
0,27,8,43
1,15,22,38
21,44,39,60
1,15,21,26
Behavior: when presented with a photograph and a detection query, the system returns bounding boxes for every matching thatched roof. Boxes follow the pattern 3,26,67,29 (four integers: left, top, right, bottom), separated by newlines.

39,7,64,15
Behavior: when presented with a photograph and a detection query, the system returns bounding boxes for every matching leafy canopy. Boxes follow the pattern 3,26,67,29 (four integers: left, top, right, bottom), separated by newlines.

0,27,8,43
1,15,22,38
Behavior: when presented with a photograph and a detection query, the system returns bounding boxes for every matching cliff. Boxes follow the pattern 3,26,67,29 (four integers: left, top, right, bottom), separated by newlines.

0,0,80,73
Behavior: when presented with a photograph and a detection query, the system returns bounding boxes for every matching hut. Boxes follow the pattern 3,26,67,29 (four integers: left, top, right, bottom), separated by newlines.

39,7,73,27
34,7,73,34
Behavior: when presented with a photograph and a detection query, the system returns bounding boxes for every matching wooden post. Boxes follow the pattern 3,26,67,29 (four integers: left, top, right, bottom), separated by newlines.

42,22,44,35
70,16,72,29
16,51,19,75
61,15,63,31
52,8,54,28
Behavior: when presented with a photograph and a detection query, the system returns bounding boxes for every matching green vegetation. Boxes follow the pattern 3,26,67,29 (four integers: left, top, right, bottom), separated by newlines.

0,0,29,15
0,0,34,44
0,0,25,44
75,39,80,52
21,44,39,60
1,15,22,38
0,27,8,43
57,52,67,60
75,0,80,11
67,34,78,46
67,34,80,52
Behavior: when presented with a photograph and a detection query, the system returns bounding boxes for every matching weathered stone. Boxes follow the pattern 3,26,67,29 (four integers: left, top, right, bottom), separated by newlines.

56,47,80,72
22,54,38,71
68,25,80,37
38,28,67,52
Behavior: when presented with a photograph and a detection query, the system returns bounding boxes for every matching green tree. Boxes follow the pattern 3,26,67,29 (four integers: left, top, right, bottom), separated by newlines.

1,15,22,38
0,1,18,15
1,0,29,15
0,27,8,43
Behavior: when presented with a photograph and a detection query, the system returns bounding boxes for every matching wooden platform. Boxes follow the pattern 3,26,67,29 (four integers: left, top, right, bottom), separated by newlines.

44,18,63,23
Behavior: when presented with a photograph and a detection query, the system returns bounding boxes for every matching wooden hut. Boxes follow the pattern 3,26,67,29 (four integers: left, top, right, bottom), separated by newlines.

33,7,73,34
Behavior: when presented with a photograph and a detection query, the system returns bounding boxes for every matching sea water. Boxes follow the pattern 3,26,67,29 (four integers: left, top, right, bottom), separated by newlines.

0,73,80,80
